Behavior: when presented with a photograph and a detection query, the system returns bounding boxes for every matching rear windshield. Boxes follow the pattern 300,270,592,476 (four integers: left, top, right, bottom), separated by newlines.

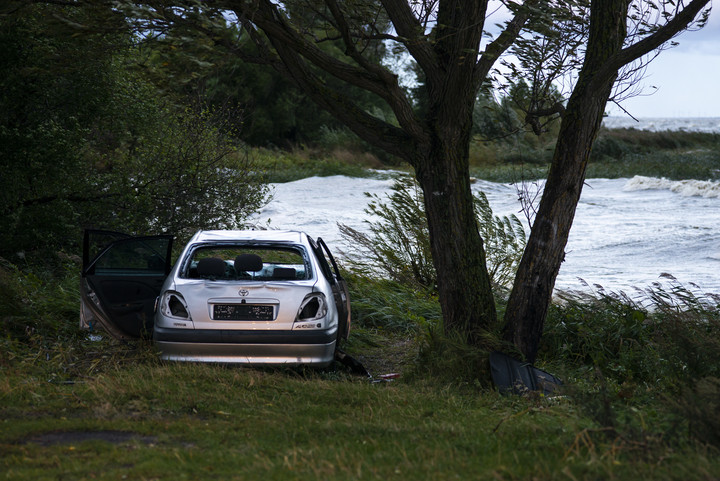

181,244,311,281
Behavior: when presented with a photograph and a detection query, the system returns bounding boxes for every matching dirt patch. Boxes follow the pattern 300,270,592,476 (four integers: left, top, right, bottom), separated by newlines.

24,430,157,446
352,335,417,378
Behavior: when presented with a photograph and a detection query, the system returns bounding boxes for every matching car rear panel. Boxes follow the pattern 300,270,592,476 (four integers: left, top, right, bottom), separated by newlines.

152,231,340,365
173,279,316,330
153,327,337,366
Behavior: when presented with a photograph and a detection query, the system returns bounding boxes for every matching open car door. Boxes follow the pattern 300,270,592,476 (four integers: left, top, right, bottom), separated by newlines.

81,230,173,339
311,237,351,342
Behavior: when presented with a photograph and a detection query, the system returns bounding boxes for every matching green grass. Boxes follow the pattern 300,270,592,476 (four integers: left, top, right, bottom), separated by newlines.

3,343,719,481
250,147,390,184
468,128,720,183
3,267,720,480
236,128,720,184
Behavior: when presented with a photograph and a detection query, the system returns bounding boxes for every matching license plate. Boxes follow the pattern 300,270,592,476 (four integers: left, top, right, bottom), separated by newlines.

213,304,274,321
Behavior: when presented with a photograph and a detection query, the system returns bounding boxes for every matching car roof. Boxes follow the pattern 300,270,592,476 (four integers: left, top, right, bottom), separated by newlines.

190,230,308,244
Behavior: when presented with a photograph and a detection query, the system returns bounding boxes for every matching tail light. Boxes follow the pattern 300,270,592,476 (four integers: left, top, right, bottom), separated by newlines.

159,291,191,320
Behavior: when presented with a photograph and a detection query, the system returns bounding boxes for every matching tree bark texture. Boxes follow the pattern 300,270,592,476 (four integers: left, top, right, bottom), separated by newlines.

415,123,497,344
503,0,631,363
413,0,498,342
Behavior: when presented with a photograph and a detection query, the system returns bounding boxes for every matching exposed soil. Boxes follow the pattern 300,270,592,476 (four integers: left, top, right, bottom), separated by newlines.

23,430,157,446
348,334,417,379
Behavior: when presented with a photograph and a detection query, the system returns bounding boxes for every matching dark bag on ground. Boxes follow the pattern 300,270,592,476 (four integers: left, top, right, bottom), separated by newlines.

489,351,562,396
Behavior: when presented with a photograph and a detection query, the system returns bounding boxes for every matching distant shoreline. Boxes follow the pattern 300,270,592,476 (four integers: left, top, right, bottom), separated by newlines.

602,116,720,133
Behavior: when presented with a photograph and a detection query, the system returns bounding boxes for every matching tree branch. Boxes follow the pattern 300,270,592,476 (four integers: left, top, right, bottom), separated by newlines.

230,0,424,157
597,0,711,86
475,0,538,85
380,0,439,82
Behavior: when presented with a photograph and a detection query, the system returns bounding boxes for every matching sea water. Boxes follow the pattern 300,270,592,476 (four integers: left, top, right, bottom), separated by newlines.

250,118,720,295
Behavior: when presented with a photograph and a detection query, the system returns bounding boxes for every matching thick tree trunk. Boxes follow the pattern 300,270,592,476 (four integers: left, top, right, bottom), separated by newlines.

406,0,497,345
503,0,630,363
416,133,497,345
502,92,611,362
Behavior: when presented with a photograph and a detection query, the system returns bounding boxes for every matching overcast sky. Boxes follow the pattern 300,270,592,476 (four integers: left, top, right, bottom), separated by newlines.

605,8,720,118
481,3,719,119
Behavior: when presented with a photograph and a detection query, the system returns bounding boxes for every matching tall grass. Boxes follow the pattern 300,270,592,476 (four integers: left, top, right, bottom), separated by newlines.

250,147,386,183
338,174,526,292
469,128,720,183
541,277,720,445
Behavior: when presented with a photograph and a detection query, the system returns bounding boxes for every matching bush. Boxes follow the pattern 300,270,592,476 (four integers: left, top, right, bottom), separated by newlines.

0,254,82,342
541,278,720,445
347,274,440,334
339,174,526,292
590,134,627,162
107,108,269,242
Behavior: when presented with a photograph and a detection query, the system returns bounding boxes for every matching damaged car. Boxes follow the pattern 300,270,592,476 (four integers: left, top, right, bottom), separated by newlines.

81,229,351,366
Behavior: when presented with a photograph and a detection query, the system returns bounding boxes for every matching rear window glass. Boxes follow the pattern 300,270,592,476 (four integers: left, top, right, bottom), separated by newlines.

182,245,311,281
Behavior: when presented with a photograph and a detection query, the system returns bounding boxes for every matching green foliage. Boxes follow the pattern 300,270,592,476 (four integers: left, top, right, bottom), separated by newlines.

0,255,82,342
132,8,394,148
588,129,720,180
541,278,720,445
346,274,440,334
473,192,527,289
0,4,122,254
0,4,269,257
340,176,434,289
472,93,523,141
339,175,526,292
252,147,378,183
105,108,269,241
411,320,503,388
467,128,720,183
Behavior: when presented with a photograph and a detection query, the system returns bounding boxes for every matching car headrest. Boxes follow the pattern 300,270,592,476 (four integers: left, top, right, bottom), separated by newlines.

235,253,263,272
272,267,296,280
196,257,226,278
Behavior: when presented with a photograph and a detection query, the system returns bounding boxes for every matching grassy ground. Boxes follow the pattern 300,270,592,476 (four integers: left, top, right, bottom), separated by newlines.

2,333,719,481
471,127,719,183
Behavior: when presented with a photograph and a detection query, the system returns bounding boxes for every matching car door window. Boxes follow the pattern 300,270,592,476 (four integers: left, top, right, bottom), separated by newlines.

85,236,173,276
312,237,351,341
308,237,335,283
316,237,344,282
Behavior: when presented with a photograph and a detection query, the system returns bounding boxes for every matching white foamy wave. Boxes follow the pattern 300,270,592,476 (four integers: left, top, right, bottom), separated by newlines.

603,117,720,133
623,176,720,198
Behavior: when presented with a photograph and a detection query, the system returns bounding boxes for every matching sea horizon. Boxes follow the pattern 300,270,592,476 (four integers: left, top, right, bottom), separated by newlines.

602,116,720,133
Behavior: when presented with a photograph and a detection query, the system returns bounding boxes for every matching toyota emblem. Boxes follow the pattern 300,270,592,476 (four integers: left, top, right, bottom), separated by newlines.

239,289,249,297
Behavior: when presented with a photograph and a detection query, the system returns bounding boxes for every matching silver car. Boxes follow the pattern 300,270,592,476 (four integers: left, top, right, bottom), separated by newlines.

80,229,351,366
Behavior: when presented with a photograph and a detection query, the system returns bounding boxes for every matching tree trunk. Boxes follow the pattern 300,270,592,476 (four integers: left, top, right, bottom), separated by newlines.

503,0,630,363
415,132,498,345
405,0,497,345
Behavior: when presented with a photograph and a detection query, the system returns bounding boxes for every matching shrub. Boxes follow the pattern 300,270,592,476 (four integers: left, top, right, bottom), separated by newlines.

347,274,441,334
590,134,627,162
541,278,720,445
0,254,82,341
339,174,526,292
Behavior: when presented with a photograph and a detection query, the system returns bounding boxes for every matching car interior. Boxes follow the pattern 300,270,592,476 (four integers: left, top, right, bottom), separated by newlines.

186,247,308,281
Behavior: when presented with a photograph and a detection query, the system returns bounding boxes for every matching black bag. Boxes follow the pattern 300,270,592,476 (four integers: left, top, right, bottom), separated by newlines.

489,351,562,396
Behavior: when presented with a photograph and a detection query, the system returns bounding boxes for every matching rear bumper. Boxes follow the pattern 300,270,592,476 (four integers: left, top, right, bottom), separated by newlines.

153,327,337,366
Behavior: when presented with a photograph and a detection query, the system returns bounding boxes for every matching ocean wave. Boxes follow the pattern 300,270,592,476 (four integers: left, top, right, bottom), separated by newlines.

603,117,720,133
623,175,720,198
